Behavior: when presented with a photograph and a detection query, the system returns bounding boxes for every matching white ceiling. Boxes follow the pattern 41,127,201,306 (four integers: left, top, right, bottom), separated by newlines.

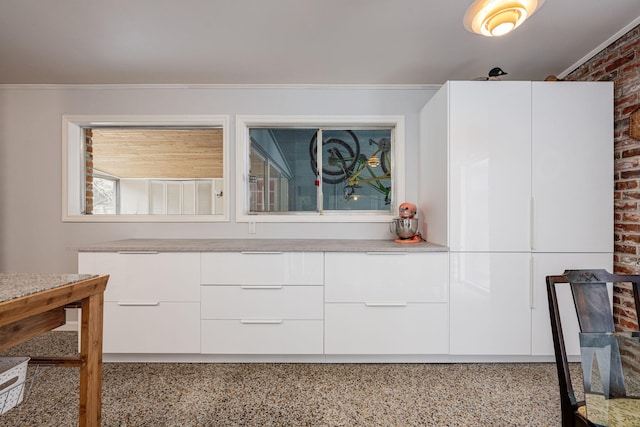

1,0,640,85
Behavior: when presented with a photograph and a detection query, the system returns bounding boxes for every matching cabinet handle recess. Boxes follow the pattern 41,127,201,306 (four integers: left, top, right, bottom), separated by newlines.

365,252,407,255
240,319,283,324
240,251,282,255
117,251,159,254
364,302,408,307
529,256,535,309
117,302,160,306
240,285,284,290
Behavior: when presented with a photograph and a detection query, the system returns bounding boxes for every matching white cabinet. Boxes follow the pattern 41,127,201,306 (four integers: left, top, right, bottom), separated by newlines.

201,252,323,285
531,253,613,356
531,82,613,253
420,80,613,356
449,252,532,355
200,252,324,354
324,252,449,354
448,81,532,252
78,252,201,353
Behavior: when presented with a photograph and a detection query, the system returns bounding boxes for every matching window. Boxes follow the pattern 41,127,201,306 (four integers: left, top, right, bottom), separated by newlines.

92,173,118,214
62,115,229,222
236,116,405,222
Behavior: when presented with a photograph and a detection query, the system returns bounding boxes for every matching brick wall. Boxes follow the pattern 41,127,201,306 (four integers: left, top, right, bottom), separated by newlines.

565,24,640,330
85,129,93,215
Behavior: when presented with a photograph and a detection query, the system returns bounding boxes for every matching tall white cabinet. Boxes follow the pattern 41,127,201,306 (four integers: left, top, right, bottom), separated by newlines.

419,80,613,357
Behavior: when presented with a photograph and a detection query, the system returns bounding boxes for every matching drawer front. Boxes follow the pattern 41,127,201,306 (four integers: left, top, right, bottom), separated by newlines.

201,252,323,285
79,252,200,302
103,302,200,353
325,252,448,302
201,285,323,319
324,303,448,354
201,320,323,354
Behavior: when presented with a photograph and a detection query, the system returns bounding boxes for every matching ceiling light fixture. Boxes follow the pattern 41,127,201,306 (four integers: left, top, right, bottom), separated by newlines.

464,0,545,37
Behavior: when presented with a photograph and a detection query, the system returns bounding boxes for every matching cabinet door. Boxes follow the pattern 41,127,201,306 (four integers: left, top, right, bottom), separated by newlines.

531,253,613,356
79,252,200,302
532,82,613,252
103,302,200,353
201,252,323,285
325,252,448,303
325,303,448,354
449,252,532,355
201,320,323,354
201,285,323,320
448,81,532,252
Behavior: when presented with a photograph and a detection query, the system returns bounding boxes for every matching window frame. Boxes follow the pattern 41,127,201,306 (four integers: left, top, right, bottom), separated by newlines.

62,114,230,222
235,115,405,223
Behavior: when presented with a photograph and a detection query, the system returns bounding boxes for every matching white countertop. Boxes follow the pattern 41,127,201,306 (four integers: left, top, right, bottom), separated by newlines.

78,238,448,253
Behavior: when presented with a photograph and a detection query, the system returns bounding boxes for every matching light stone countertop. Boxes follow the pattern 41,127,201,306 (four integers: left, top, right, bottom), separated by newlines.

0,273,97,303
77,238,448,253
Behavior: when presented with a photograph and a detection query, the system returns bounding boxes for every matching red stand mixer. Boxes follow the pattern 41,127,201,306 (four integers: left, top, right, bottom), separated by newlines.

390,202,421,243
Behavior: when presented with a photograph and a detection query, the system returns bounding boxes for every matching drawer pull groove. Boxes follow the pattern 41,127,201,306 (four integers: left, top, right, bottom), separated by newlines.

117,302,160,306
240,319,283,324
365,252,407,255
364,302,408,307
240,285,284,290
117,251,159,254
240,251,283,255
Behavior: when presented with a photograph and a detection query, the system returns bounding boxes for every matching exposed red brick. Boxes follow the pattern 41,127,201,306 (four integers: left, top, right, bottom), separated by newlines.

615,244,637,254
552,24,640,328
617,181,639,190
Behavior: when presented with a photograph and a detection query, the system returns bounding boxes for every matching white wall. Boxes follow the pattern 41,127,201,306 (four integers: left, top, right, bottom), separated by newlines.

0,85,437,273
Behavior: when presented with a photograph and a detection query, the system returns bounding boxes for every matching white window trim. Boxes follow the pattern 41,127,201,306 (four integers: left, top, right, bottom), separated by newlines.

62,114,230,222
235,115,405,223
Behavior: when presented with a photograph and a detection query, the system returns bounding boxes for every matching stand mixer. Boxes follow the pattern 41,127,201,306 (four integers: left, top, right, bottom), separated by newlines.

390,202,421,243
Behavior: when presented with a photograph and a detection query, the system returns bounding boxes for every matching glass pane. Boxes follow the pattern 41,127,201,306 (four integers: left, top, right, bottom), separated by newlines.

86,127,224,216
92,176,117,214
249,128,317,213
318,129,392,211
197,181,213,215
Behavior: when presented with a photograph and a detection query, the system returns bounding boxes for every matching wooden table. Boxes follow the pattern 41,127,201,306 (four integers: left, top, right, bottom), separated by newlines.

0,273,109,426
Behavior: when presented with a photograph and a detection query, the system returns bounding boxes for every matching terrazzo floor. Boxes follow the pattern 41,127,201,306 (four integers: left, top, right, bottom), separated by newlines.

0,332,579,426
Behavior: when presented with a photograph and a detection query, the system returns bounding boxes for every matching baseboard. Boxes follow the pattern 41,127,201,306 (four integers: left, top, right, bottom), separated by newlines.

54,321,78,332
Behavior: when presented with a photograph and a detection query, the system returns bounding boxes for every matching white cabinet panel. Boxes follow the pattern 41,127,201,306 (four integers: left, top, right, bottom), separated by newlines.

201,285,323,319
448,81,532,252
325,303,448,354
325,252,448,303
532,82,614,253
531,253,613,356
449,252,532,355
103,302,200,353
201,320,323,354
79,252,200,302
201,252,323,285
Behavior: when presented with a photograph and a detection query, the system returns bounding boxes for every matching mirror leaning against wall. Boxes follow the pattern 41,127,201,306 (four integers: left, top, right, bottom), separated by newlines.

62,115,230,222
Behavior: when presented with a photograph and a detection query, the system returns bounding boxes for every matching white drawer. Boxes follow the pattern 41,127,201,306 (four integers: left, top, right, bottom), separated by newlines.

325,252,448,302
201,320,323,354
324,303,448,354
79,252,200,302
103,302,200,353
201,252,323,285
201,285,323,319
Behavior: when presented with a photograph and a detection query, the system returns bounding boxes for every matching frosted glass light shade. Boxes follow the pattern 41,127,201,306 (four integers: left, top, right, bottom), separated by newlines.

464,0,545,37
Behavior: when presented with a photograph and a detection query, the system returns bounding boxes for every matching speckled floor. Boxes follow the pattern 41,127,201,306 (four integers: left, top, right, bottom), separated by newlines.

0,332,579,426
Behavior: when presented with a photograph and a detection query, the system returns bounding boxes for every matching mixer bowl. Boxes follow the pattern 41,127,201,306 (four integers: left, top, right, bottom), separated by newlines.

391,218,419,239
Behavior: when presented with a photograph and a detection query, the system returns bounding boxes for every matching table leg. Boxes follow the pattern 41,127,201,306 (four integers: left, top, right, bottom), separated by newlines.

79,292,104,426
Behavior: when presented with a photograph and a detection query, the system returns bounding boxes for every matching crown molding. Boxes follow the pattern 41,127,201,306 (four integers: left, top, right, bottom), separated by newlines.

0,83,442,91
559,15,640,79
